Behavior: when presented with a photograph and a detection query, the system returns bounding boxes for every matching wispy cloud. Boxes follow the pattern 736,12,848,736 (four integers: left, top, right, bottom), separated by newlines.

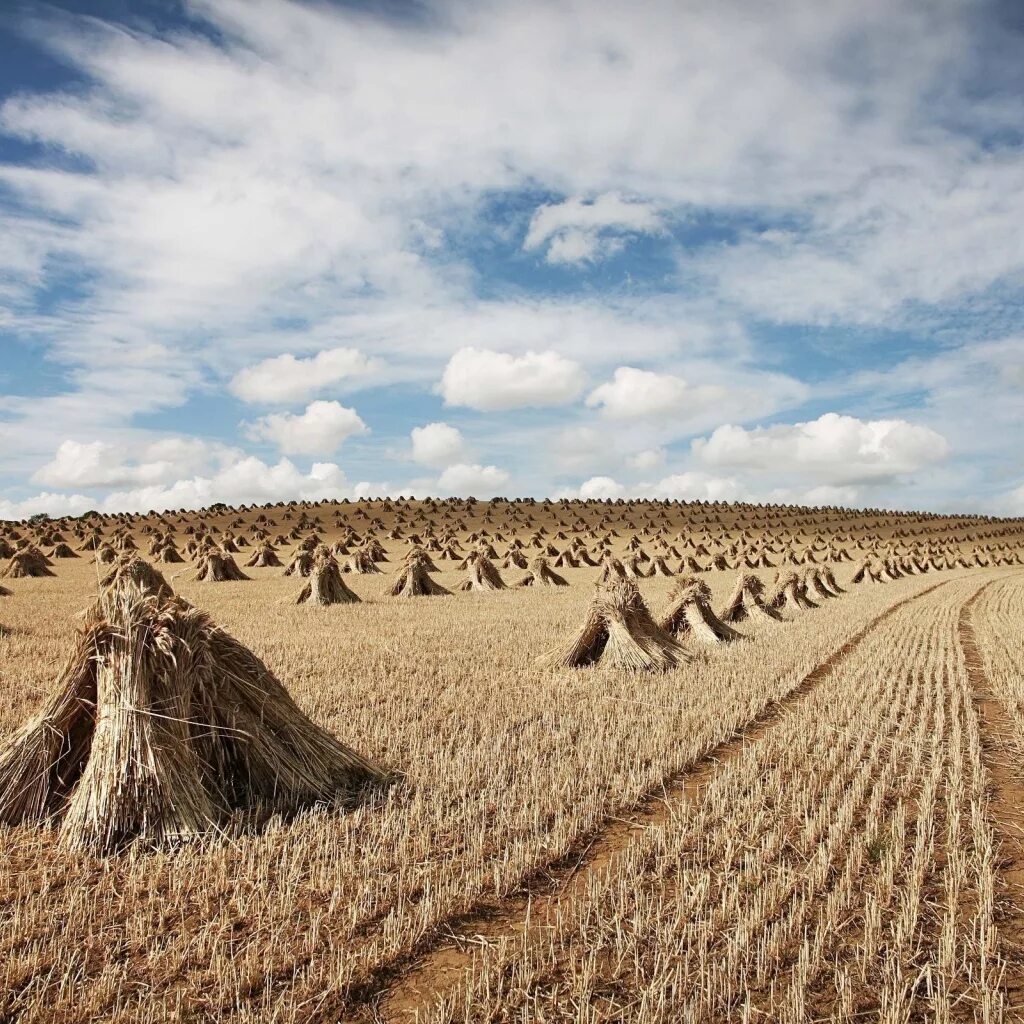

0,0,1021,513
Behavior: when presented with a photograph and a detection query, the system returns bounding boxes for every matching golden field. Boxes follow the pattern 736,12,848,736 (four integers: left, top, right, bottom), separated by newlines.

1,497,1022,1023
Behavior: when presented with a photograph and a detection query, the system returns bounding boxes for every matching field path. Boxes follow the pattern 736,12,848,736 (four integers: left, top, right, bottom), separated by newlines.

960,582,1024,1014
372,578,951,1022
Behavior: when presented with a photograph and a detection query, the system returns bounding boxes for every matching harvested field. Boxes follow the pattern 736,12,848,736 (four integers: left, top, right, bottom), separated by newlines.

0,497,1022,1023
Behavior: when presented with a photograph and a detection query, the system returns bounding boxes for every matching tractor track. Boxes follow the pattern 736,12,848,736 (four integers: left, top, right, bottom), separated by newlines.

959,579,1024,1015
365,577,952,1022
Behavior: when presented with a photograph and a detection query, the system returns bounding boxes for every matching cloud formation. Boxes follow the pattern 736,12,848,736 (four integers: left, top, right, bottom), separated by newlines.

524,193,663,265
410,422,467,466
246,400,368,454
229,348,375,404
436,462,510,496
693,413,949,485
440,348,585,411
0,0,1021,513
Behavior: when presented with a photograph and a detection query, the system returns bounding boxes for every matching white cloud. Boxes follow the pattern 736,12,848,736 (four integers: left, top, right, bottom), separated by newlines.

998,483,1024,516
786,484,861,507
247,400,368,455
3,455,359,519
436,462,510,496
645,472,745,502
577,476,626,500
693,413,949,485
440,348,585,411
31,437,225,489
101,457,352,513
587,367,707,419
627,447,667,472
525,193,663,265
545,229,617,265
0,490,95,521
229,347,376,404
567,470,742,502
410,422,466,466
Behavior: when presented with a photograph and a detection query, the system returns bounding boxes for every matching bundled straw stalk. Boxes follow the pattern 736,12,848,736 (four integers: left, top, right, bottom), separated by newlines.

660,577,744,646
389,557,451,597
297,557,361,605
458,553,507,592
518,556,568,588
720,573,782,624
0,567,385,853
539,579,687,671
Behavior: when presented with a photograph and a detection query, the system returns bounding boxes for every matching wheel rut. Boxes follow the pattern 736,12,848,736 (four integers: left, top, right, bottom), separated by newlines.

959,579,1024,1014
367,578,952,1022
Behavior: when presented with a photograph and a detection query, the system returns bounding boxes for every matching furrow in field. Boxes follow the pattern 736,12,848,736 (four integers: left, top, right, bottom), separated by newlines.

960,579,1024,1014
370,578,952,1022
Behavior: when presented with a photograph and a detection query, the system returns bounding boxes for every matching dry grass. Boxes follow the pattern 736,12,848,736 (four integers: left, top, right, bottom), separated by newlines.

0,498,1021,1022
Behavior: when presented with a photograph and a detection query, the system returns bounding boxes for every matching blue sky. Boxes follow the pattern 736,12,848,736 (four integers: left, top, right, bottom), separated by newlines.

0,0,1022,517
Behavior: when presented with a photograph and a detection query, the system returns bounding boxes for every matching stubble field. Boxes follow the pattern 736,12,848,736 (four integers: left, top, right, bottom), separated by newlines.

1,497,1022,1023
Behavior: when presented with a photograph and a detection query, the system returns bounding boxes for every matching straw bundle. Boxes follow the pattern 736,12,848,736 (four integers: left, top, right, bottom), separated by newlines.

404,547,438,571
501,549,529,569
647,556,676,577
157,543,185,564
389,557,451,597
363,539,388,562
246,543,282,568
720,573,782,624
95,545,118,565
195,552,249,582
101,556,175,599
517,556,568,588
344,549,382,574
623,555,651,579
660,578,744,645
767,571,817,614
850,558,877,584
538,579,688,671
458,553,506,592
50,543,78,559
0,571,386,853
598,557,628,584
802,568,837,602
2,551,55,578
284,550,315,577
297,556,360,605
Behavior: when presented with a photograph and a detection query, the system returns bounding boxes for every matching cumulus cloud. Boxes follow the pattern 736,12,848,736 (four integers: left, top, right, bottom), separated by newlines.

582,365,807,435
574,476,623,500
247,400,368,455
525,193,663,265
229,348,376,404
31,437,225,489
645,472,745,502
627,448,667,472
2,456,357,519
996,482,1024,516
0,490,95,521
693,413,949,485
440,348,585,411
586,367,715,420
436,462,510,496
568,471,743,502
410,422,466,466
101,457,352,513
